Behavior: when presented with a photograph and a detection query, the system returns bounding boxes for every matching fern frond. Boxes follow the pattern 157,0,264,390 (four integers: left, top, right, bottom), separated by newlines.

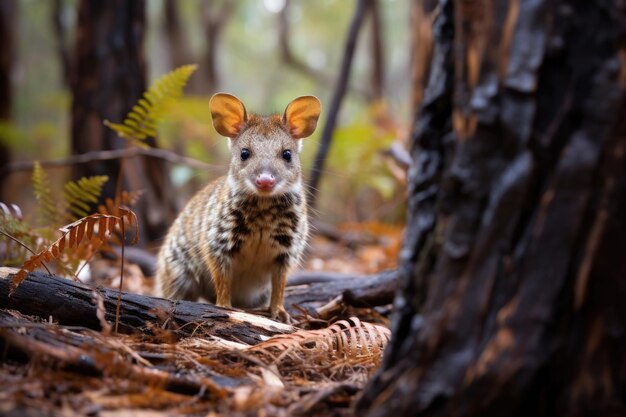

98,190,143,218
248,317,390,363
104,64,198,145
32,161,60,225
11,208,138,293
63,175,109,220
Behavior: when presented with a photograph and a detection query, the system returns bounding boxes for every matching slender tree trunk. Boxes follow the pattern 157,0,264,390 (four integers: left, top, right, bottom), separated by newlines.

358,0,626,416
0,0,15,201
277,0,372,100
72,0,175,241
369,0,384,101
308,0,371,209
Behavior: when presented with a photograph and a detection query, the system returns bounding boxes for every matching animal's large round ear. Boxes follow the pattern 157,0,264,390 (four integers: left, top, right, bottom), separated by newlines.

282,96,321,139
210,93,248,138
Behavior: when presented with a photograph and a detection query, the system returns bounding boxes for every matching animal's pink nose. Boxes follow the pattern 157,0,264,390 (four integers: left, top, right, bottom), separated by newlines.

255,173,276,190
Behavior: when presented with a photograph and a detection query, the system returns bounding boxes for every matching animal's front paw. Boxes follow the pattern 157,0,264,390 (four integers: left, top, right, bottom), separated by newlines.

215,300,232,309
271,306,292,324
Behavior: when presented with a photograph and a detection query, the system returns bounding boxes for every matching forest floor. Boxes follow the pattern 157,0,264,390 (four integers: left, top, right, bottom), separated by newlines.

0,222,401,416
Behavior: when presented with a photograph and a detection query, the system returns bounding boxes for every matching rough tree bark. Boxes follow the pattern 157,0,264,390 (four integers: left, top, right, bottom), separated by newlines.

358,0,626,416
0,0,15,200
72,0,176,241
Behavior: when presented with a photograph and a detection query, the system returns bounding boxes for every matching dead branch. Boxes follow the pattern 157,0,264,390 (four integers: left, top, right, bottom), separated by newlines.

310,220,381,248
2,147,215,175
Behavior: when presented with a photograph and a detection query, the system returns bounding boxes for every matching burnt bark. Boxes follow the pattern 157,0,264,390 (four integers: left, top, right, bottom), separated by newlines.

358,0,626,416
71,0,175,241
0,0,15,200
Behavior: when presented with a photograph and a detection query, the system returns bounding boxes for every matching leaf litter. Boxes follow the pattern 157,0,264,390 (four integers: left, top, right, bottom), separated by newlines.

0,223,399,416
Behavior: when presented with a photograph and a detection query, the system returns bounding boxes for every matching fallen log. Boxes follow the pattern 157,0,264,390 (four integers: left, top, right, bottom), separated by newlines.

285,270,397,311
0,267,397,338
0,267,293,344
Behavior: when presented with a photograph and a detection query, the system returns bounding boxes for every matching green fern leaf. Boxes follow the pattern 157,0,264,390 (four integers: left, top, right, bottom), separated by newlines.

63,175,109,220
32,161,60,225
104,64,197,145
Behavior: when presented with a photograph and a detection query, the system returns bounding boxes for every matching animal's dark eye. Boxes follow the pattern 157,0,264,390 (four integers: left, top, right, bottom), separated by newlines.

240,148,251,161
282,150,292,162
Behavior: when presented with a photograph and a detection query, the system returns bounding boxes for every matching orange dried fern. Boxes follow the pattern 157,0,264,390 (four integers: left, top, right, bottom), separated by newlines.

248,317,390,363
11,208,138,294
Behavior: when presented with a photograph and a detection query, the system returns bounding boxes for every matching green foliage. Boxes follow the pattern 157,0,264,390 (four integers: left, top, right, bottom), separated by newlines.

0,121,30,152
325,119,395,198
32,161,59,226
157,96,229,186
64,176,109,220
104,64,198,146
32,161,109,225
2,166,136,278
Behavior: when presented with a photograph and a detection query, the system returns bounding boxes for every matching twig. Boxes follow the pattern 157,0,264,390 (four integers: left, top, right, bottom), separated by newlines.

2,147,216,175
0,230,52,275
115,212,125,334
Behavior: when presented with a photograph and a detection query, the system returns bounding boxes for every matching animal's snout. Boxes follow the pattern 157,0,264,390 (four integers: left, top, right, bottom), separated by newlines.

255,172,276,190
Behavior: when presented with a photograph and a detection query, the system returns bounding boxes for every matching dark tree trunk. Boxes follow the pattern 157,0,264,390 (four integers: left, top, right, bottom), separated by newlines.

0,0,15,200
358,1,626,416
369,0,384,101
71,0,175,241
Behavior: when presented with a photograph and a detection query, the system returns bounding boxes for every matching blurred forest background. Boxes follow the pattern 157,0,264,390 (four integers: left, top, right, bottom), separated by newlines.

0,0,413,242
2,1,626,415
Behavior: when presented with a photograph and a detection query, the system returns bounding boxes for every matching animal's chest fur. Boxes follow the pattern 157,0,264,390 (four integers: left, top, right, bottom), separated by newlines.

229,226,279,305
217,193,304,307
